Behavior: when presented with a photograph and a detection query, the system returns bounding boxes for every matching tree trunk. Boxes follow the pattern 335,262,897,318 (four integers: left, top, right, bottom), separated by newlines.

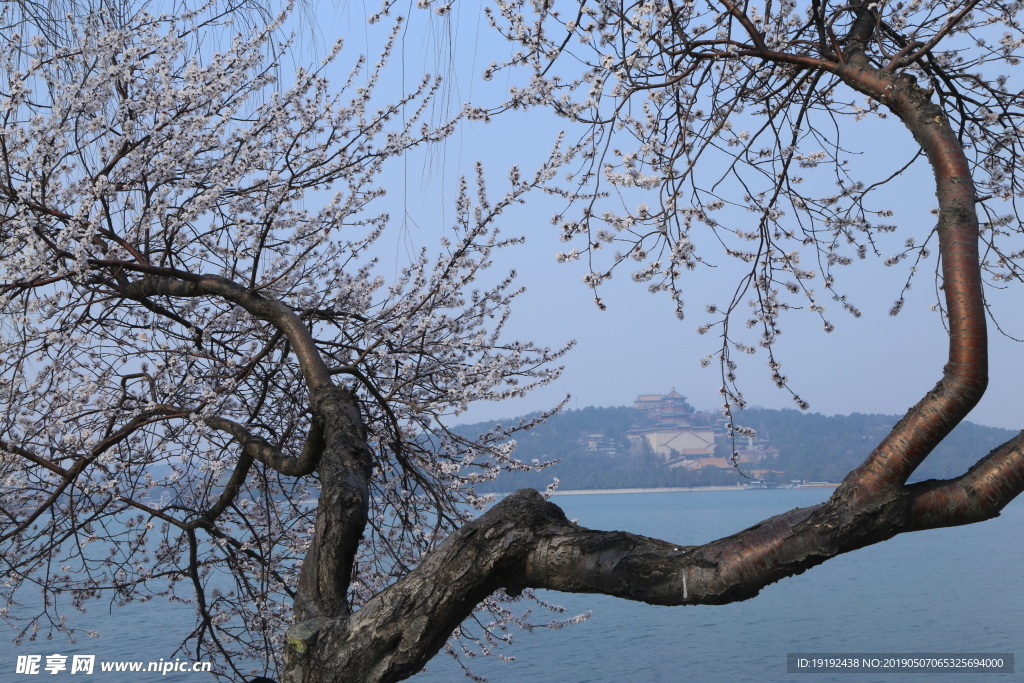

289,386,375,627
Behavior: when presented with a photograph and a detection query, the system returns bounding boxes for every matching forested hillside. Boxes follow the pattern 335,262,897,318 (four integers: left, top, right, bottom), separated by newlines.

732,408,1017,483
463,406,1017,492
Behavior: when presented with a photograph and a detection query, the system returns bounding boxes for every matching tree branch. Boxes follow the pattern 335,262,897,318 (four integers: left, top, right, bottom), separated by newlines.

283,459,1024,683
830,63,988,504
204,415,324,477
292,387,375,622
908,431,1024,529
105,263,332,390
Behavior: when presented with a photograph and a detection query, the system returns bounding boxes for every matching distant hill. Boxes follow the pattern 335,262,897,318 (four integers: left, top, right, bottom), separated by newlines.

458,406,1017,492
733,407,1018,483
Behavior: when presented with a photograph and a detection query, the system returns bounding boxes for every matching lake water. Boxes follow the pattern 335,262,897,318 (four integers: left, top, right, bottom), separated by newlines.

413,488,1022,682
3,488,1020,681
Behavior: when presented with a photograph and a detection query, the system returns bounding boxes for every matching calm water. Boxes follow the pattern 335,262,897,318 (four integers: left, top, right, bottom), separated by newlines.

414,489,1022,682
3,489,1020,681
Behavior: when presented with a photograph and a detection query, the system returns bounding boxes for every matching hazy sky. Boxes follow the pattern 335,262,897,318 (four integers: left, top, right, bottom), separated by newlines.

309,3,1024,432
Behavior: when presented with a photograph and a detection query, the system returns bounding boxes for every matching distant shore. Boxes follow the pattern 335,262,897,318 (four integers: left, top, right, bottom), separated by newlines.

491,483,839,497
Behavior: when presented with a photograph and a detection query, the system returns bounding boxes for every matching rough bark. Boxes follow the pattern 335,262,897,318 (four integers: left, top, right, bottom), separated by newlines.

293,386,375,622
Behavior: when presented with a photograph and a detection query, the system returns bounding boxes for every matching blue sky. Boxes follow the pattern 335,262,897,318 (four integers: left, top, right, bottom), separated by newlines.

308,1,1024,431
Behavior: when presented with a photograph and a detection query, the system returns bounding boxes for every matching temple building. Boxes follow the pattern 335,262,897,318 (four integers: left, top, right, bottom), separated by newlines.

629,389,717,462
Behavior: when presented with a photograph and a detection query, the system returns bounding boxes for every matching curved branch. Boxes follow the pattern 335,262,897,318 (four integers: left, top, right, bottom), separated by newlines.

828,62,988,502
204,415,324,477
104,261,332,390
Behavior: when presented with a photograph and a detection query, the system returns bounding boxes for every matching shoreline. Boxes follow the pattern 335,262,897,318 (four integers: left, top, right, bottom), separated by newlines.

491,483,839,497
290,483,841,506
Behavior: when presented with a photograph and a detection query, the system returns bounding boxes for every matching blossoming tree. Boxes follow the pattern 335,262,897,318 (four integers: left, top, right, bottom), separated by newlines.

0,4,572,680
3,0,1024,681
